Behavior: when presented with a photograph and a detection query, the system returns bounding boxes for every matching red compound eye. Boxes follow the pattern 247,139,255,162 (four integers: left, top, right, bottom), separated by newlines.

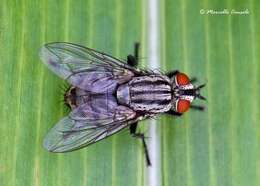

176,99,190,113
176,73,190,86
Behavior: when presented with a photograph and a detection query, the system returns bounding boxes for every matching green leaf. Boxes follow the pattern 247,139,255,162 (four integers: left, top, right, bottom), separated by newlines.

161,0,259,186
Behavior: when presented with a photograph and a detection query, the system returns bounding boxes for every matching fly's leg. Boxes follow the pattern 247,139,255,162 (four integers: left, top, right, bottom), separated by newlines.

127,42,139,67
134,42,140,64
166,70,179,78
130,122,151,166
127,55,137,67
190,77,197,83
190,105,205,111
166,110,183,116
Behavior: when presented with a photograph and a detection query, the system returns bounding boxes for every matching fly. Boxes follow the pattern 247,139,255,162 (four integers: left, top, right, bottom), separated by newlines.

39,42,206,166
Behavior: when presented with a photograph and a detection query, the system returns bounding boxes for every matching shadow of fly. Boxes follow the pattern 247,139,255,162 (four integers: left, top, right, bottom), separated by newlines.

39,42,206,166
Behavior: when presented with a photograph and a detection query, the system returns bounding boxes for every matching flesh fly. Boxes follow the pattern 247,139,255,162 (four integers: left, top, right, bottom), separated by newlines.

39,42,205,166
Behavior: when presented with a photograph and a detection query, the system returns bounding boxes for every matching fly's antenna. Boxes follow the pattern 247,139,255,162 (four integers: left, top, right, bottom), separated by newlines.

195,84,206,100
196,84,206,90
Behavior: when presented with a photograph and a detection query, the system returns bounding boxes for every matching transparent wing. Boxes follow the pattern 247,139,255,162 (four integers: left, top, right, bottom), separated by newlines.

39,42,140,93
43,95,137,152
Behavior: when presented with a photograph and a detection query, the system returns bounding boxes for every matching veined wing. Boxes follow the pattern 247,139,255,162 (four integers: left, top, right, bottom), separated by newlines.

39,42,140,93
43,95,137,152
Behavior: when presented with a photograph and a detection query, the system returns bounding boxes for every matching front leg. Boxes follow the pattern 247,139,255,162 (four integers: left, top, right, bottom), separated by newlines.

190,104,205,111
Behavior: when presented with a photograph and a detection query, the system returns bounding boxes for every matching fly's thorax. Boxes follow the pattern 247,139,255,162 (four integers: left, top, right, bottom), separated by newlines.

117,75,173,113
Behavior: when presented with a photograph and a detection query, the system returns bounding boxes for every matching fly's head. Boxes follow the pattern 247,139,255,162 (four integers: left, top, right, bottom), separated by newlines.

172,72,206,113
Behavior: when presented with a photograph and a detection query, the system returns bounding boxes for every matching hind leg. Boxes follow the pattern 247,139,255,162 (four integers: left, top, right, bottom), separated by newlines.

130,122,151,166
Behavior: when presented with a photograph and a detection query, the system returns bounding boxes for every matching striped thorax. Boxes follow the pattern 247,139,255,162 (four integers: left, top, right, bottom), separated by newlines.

117,74,173,113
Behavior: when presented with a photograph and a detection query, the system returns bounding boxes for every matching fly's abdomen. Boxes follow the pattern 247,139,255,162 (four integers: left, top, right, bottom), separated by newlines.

117,75,172,113
65,87,90,109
